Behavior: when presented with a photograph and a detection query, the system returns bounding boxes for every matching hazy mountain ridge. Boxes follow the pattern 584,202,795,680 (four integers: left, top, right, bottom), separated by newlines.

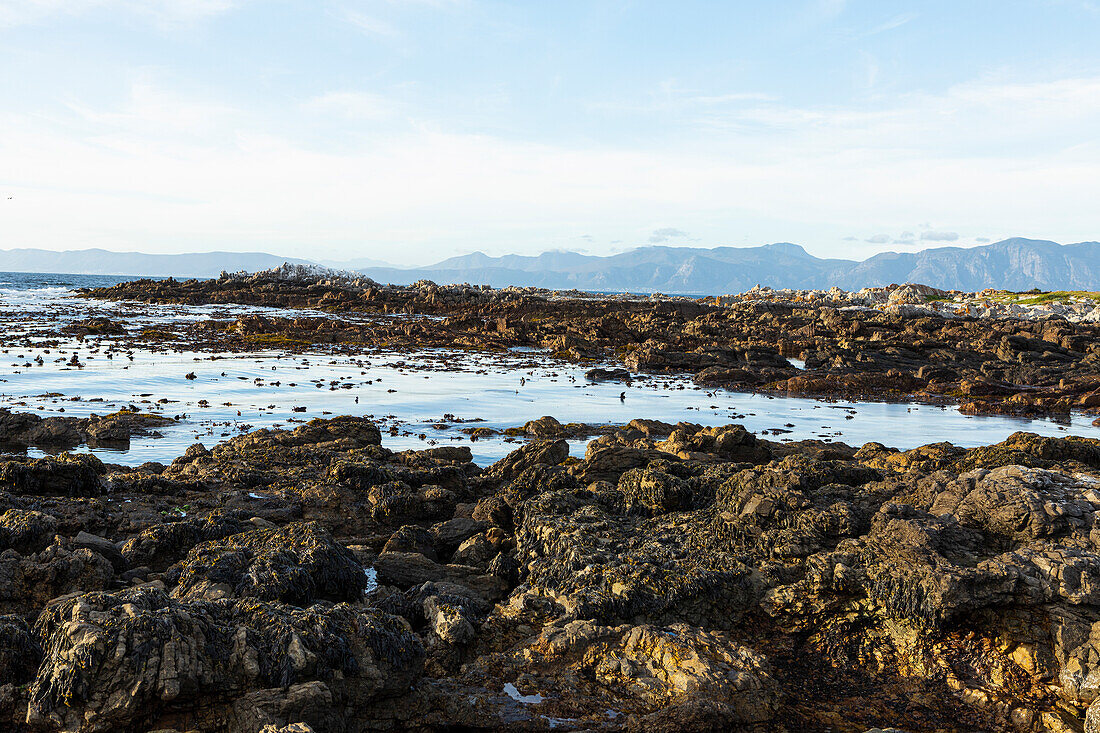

0,238,1096,292
359,238,1099,293
0,248,314,278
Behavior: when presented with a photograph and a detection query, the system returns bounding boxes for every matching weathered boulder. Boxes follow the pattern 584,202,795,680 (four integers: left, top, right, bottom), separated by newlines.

0,509,58,554
0,454,104,496
169,522,367,605
120,512,252,571
28,588,424,733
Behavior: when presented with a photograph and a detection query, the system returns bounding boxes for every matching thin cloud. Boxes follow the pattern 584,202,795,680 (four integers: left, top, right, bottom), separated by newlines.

863,12,917,36
0,0,240,28
341,8,401,38
649,227,689,243
864,234,890,244
920,230,960,242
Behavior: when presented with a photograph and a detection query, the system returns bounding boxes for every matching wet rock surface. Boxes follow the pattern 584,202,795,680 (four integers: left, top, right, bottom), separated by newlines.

0,413,1099,730
0,408,176,451
81,275,1100,419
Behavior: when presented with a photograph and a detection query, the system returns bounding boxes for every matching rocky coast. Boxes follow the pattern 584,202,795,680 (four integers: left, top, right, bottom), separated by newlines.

0,267,1091,731
81,269,1100,422
2,414,1100,731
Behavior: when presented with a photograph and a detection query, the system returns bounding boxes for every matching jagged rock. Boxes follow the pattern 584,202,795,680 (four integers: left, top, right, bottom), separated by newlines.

169,522,367,605
0,509,57,554
656,423,771,463
532,621,778,721
570,444,668,484
382,524,437,560
485,440,568,482
430,517,487,554
121,513,251,571
372,552,508,602
616,464,700,515
28,588,424,733
0,454,104,496
518,486,760,628
0,614,41,685
522,416,565,438
0,543,114,614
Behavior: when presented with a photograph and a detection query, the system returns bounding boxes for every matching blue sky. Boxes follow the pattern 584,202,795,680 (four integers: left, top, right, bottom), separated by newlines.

1,0,1099,265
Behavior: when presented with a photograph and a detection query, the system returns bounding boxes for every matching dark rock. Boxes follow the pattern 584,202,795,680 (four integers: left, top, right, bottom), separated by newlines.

169,522,367,605
28,588,424,733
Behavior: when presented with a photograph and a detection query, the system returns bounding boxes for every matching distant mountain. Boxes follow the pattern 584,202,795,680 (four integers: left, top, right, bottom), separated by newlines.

835,238,1100,291
0,238,1096,292
0,248,314,278
358,238,1100,293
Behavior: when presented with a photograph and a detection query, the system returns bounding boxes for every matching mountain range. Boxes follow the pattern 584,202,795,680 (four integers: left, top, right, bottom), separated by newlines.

0,248,313,278
355,238,1100,293
0,238,1096,293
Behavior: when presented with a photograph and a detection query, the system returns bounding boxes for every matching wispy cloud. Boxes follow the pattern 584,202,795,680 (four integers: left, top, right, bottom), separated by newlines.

921,230,959,242
649,227,690,243
340,8,401,38
302,91,396,120
863,12,917,36
0,0,240,28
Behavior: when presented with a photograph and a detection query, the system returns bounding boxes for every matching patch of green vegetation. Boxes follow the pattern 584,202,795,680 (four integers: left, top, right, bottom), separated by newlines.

244,334,310,346
141,328,173,339
1011,290,1100,305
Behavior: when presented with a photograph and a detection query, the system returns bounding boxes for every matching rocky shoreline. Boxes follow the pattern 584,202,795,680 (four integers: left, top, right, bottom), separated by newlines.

80,271,1100,421
2,414,1100,731
0,268,1083,731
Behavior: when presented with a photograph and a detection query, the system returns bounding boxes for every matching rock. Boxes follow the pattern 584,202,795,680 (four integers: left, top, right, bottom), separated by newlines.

0,454,104,496
0,509,57,554
0,544,114,615
627,418,677,437
382,525,437,561
73,530,124,570
121,513,251,571
28,588,424,733
423,595,476,647
429,517,487,554
570,444,668,484
485,440,568,482
0,613,41,685
372,552,508,602
169,522,367,605
471,495,513,530
522,416,564,438
616,465,700,515
585,367,632,382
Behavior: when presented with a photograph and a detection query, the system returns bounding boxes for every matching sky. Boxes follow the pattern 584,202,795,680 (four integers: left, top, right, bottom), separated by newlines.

1,0,1099,266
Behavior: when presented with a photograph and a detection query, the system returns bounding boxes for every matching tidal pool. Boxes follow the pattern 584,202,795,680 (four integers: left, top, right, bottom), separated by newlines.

1,280,1097,466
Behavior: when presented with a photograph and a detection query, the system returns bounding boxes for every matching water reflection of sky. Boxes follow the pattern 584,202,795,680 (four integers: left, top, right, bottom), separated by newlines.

0,286,1096,466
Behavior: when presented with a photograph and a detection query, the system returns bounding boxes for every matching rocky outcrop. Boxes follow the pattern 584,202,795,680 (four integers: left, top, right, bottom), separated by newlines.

0,408,175,450
28,588,423,733
2,415,1100,731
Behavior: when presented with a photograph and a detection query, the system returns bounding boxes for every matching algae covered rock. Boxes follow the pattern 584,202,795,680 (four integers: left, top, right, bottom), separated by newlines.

0,508,58,554
169,521,367,604
0,454,104,496
28,587,424,733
